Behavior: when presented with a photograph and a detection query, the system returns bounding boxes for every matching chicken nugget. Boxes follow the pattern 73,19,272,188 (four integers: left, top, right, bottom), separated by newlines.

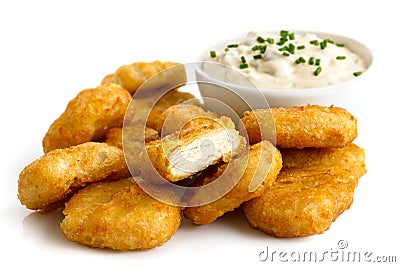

281,143,366,179
101,61,186,94
60,178,181,251
42,83,132,153
241,105,357,148
243,167,358,237
18,142,129,212
144,116,246,182
183,140,282,225
155,104,217,135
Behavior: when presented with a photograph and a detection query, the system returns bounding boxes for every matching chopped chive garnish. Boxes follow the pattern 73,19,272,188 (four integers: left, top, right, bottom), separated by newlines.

280,30,289,36
310,40,319,45
257,36,265,43
289,32,295,40
297,45,305,50
209,50,216,58
253,54,262,60
277,40,286,46
282,52,290,57
251,45,259,51
288,43,295,54
308,57,315,65
314,66,322,76
259,45,267,53
295,56,306,64
278,46,287,52
227,44,238,48
241,56,246,63
336,43,345,47
266,38,274,44
324,38,334,44
320,40,327,50
336,56,346,60
315,58,321,66
353,71,363,77
225,48,229,52
239,63,249,69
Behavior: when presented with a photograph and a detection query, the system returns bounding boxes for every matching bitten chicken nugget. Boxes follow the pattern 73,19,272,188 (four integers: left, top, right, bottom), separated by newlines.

281,143,366,179
42,83,132,153
60,178,181,251
241,105,357,148
183,140,282,225
18,142,129,212
101,61,186,94
155,104,217,135
243,167,358,237
144,116,246,182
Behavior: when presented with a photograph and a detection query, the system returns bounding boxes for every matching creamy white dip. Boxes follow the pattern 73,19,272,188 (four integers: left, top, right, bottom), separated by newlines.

204,31,367,89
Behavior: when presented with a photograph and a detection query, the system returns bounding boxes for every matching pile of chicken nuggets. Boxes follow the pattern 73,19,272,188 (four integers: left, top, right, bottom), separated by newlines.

18,61,366,251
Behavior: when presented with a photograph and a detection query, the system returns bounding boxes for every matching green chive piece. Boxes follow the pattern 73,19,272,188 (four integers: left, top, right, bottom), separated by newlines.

227,44,238,48
209,51,216,58
241,56,246,63
253,54,262,60
299,56,306,63
295,58,301,64
278,46,287,51
259,45,267,53
310,40,319,45
289,32,295,40
288,43,295,54
315,58,321,66
353,71,363,77
314,66,322,76
282,52,290,57
297,45,305,50
280,30,289,37
225,48,229,52
336,56,346,60
324,38,334,44
252,45,259,51
320,40,327,50
239,63,249,69
266,38,274,44
308,57,315,65
336,43,345,47
257,36,265,43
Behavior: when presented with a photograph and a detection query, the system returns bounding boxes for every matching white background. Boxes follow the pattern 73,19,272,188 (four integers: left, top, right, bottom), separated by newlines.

1,0,399,266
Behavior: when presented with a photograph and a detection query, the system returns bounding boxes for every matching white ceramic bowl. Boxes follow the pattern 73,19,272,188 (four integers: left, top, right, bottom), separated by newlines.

195,31,373,117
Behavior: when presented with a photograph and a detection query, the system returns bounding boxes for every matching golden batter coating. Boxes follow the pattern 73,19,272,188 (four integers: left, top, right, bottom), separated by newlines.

243,167,358,238
155,104,217,135
101,61,186,94
183,140,282,225
105,125,159,176
281,143,366,179
125,89,196,129
61,178,181,251
42,83,132,153
18,142,129,212
145,116,246,182
241,105,357,148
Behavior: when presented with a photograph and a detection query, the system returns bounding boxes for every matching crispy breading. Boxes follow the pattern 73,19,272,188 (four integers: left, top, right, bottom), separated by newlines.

243,167,358,237
281,143,366,179
144,116,246,182
241,105,357,148
18,142,129,212
42,83,132,153
105,125,159,150
125,89,196,129
155,104,217,135
101,61,186,94
183,140,282,225
61,178,181,251
105,125,159,176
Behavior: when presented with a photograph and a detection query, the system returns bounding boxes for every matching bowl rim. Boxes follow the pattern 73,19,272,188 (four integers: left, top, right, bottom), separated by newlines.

197,30,374,95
